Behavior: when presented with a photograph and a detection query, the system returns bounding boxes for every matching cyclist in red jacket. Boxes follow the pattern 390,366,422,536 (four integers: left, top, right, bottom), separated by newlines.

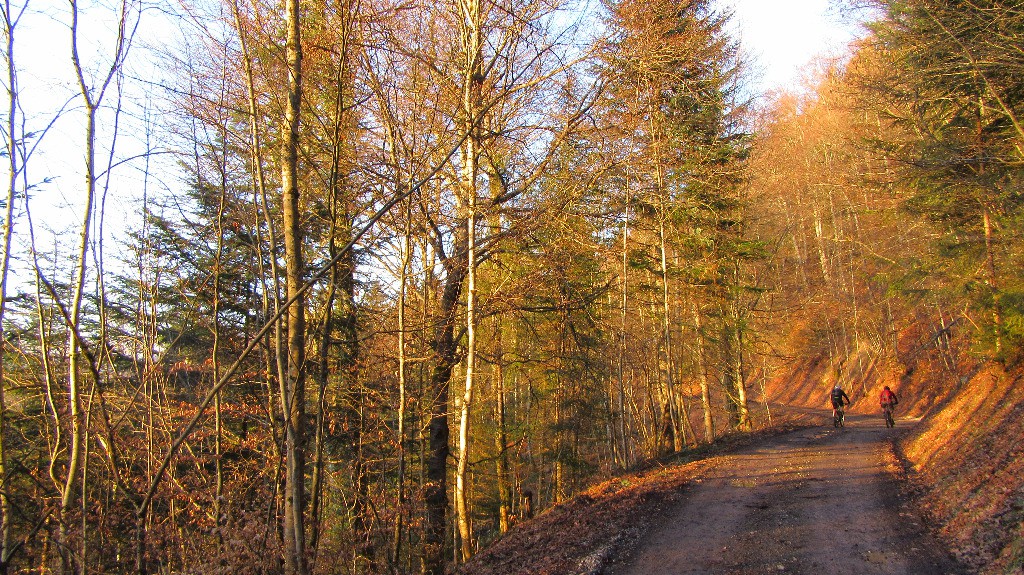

880,386,899,428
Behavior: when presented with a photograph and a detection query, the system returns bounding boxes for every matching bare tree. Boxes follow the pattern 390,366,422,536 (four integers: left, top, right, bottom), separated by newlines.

0,0,25,567
59,2,138,572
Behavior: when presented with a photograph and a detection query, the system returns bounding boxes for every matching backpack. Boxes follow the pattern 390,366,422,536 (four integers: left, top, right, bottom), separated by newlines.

881,389,898,405
831,388,845,404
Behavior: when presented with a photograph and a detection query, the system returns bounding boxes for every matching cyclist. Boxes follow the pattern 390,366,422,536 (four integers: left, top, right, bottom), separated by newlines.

880,385,899,428
830,384,851,427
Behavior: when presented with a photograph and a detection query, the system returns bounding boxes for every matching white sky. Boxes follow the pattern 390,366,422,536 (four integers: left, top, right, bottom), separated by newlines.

725,0,867,93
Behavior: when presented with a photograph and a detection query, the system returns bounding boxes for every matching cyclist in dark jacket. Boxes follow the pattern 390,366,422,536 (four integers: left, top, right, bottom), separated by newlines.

830,384,851,410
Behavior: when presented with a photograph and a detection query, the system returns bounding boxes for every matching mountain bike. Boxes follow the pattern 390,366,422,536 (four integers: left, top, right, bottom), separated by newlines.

882,403,896,428
833,406,845,428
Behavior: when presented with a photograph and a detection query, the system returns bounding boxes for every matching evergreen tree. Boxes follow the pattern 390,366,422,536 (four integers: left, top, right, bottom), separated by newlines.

866,0,1024,356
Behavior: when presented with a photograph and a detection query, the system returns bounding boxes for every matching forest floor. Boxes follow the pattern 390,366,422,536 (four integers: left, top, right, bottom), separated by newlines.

459,408,966,575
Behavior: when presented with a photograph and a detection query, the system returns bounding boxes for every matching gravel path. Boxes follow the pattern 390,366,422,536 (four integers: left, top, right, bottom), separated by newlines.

604,413,962,575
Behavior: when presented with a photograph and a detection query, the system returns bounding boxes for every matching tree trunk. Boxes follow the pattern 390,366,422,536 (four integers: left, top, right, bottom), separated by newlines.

426,0,483,569
658,215,682,451
392,199,412,569
209,93,232,543
423,244,467,575
690,301,714,442
64,12,100,567
982,208,1001,353
0,4,18,565
493,331,511,534
455,17,481,553
456,184,477,560
618,198,630,466
813,208,831,284
280,0,307,570
727,262,749,429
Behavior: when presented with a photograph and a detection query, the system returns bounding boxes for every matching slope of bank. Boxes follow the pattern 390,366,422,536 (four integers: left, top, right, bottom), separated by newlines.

899,363,1024,573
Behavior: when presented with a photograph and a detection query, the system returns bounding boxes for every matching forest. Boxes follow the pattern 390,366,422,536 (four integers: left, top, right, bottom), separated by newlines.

0,0,1020,573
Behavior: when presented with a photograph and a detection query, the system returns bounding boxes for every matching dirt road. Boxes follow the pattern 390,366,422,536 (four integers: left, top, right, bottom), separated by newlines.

604,413,962,575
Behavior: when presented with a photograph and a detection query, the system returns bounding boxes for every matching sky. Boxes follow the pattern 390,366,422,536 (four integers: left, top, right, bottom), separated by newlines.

725,0,868,93
6,0,871,287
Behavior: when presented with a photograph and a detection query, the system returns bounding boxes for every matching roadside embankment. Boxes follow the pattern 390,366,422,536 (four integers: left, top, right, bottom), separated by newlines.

898,364,1024,573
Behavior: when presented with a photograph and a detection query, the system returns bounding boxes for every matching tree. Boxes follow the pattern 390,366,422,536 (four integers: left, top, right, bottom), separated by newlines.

0,0,24,567
862,0,1024,357
279,0,306,571
597,0,749,438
